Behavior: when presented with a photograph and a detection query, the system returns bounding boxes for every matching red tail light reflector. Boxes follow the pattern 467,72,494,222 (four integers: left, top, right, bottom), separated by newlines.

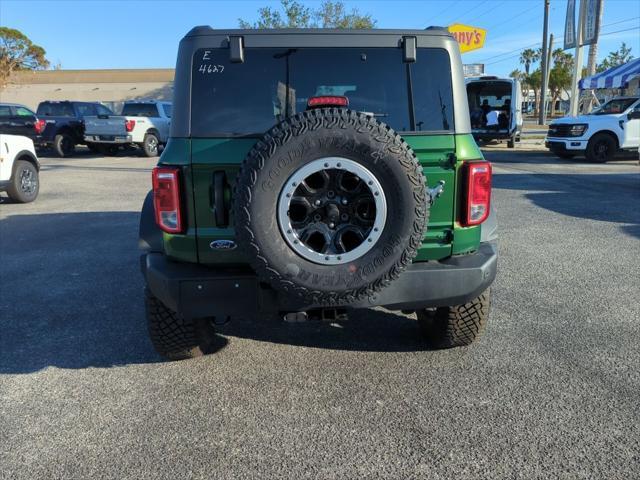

152,167,183,233
34,119,46,134
462,161,492,226
307,95,349,108
125,119,136,132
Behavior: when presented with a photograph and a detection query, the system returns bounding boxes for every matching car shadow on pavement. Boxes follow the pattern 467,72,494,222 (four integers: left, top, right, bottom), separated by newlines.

492,173,640,239
0,211,164,374
216,308,427,353
0,211,428,374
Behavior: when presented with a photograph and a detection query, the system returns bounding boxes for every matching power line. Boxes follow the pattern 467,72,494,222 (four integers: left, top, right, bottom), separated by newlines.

467,1,508,23
485,50,537,66
479,23,638,66
600,26,640,36
453,0,490,23
484,4,539,31
601,16,640,28
484,25,638,67
487,11,544,43
477,41,541,63
428,0,462,25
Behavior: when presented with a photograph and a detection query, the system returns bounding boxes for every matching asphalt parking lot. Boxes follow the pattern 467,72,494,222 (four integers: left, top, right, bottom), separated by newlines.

1,145,639,479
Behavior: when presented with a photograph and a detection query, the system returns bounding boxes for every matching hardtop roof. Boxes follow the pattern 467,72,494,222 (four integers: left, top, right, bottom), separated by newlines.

185,26,451,38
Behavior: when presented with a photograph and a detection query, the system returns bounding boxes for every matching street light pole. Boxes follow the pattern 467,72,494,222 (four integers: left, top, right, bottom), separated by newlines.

569,0,587,116
543,33,554,122
585,0,605,112
538,0,550,125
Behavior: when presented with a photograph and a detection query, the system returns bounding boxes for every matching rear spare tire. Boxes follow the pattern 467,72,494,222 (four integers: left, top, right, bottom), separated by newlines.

234,108,428,305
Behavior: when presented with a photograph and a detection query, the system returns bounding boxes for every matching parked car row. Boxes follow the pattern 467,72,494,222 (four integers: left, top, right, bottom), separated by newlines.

545,96,640,162
0,134,40,203
0,100,171,158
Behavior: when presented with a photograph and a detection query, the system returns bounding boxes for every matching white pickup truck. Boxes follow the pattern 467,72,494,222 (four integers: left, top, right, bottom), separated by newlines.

0,134,40,203
84,101,171,157
545,96,640,162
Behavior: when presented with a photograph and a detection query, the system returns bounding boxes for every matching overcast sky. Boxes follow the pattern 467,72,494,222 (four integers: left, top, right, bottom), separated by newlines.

2,0,638,76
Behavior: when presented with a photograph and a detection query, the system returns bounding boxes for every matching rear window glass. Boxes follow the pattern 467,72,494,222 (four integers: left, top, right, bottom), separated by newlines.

591,98,638,115
37,102,74,117
162,104,172,117
76,104,97,116
121,103,159,117
96,104,113,116
191,47,454,136
466,81,513,110
16,107,36,117
0,105,11,118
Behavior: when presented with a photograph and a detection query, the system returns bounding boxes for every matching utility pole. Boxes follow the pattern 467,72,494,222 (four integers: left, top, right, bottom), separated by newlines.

538,0,550,125
585,0,605,112
543,33,554,122
569,0,587,116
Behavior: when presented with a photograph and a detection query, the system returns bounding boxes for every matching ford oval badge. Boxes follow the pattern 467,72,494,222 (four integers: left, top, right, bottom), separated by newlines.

210,240,237,251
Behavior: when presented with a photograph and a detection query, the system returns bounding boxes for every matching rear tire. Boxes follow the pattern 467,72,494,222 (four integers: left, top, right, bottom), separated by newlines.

54,133,75,157
7,160,39,203
145,288,217,360
416,289,491,349
586,133,616,163
142,133,159,157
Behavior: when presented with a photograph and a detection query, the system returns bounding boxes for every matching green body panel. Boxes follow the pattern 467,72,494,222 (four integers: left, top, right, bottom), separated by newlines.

162,134,484,265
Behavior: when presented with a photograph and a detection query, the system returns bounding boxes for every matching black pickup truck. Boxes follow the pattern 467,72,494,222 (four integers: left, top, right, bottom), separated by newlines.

36,101,113,157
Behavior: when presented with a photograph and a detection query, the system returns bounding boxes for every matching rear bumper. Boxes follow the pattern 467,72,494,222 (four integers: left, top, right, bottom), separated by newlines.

142,242,498,318
84,134,132,144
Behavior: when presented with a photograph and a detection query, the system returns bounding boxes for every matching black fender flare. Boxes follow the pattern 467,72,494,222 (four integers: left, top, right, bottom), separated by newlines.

139,190,164,252
12,150,40,172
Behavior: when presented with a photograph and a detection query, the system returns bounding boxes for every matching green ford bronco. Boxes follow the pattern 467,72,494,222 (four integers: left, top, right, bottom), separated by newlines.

139,27,498,360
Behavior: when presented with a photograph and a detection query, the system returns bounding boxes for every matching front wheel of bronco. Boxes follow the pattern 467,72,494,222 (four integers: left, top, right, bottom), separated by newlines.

416,289,491,349
145,288,217,360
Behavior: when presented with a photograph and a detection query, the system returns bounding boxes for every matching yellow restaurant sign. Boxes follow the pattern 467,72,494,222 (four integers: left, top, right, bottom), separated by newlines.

448,24,487,53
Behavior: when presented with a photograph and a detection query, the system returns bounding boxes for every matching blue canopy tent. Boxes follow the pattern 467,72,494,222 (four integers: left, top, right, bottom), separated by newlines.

579,58,640,90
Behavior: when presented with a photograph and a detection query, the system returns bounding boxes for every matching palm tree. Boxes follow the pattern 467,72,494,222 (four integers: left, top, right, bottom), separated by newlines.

519,48,539,75
526,69,542,116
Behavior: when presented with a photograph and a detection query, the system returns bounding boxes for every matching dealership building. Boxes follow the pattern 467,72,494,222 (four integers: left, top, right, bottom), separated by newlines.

1,69,175,112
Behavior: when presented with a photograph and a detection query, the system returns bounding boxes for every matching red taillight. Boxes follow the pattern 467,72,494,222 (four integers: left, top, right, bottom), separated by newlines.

34,119,46,134
152,167,183,233
462,161,492,226
307,95,349,108
125,119,136,132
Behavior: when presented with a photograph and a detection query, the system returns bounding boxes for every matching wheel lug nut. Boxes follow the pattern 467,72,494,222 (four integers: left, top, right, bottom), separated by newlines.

329,222,335,229
314,199,321,206
341,199,348,205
